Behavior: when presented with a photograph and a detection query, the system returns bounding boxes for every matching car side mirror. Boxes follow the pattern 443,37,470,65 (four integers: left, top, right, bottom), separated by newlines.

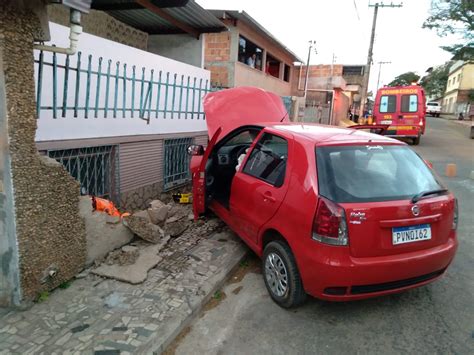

187,144,204,156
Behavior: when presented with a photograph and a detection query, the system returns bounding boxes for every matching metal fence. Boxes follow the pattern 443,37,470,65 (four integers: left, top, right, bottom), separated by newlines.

35,50,221,122
47,146,120,202
163,137,194,191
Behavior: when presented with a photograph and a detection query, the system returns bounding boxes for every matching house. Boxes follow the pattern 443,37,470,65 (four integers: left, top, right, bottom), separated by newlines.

292,64,365,125
204,10,303,97
39,1,228,211
442,60,474,114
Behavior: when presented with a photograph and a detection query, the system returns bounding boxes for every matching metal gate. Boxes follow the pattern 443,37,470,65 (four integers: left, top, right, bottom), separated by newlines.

163,137,193,191
47,145,120,202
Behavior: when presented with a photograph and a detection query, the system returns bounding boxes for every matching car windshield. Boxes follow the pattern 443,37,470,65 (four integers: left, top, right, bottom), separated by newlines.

316,145,444,203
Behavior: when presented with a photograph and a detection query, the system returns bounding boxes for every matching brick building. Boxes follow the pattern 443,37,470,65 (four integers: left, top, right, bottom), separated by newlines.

205,10,302,96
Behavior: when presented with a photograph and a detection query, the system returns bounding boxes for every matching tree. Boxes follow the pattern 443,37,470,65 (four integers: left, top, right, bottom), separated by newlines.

420,61,452,98
423,0,474,59
388,72,420,87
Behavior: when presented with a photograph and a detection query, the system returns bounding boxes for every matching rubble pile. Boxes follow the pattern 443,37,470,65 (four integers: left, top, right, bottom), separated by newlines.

103,245,140,266
122,199,193,243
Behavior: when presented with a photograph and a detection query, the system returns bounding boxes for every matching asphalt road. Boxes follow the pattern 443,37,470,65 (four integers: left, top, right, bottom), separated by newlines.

173,116,474,355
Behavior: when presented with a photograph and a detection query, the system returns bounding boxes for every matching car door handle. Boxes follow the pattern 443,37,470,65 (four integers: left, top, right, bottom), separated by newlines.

262,191,276,203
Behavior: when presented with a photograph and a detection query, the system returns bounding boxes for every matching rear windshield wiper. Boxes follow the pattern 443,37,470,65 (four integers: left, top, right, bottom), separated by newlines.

411,189,448,204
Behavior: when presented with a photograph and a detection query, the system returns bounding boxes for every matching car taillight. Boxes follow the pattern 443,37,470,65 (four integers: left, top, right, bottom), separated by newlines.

452,198,459,230
312,197,348,246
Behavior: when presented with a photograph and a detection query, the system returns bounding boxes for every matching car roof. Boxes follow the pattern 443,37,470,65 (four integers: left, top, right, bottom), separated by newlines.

259,122,404,145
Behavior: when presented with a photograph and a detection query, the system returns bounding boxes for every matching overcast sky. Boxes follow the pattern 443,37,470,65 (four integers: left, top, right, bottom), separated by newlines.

197,0,460,93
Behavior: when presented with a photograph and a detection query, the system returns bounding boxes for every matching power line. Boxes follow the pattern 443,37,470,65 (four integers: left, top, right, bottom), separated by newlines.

353,0,360,20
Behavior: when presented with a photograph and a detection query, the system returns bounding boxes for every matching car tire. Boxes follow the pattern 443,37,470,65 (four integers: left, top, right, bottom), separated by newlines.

413,135,421,145
262,241,306,308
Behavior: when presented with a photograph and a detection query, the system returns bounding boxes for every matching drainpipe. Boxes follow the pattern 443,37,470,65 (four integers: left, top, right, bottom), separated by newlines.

34,9,82,55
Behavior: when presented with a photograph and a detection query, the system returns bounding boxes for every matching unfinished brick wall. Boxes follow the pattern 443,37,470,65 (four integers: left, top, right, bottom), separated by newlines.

0,3,86,302
47,4,148,50
204,32,232,87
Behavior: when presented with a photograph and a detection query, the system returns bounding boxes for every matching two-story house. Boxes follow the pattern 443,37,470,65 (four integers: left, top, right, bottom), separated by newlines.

442,60,474,114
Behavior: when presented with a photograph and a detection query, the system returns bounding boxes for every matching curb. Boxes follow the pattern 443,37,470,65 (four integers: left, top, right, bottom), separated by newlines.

152,245,249,354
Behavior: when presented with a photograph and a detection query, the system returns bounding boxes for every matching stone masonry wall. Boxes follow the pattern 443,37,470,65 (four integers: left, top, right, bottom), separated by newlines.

0,3,87,302
47,4,148,50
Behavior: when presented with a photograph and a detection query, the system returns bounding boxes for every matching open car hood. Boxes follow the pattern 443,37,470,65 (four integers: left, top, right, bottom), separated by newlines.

203,86,289,141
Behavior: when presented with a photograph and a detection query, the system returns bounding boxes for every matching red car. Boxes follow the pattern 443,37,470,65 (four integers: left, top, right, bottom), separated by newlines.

189,87,458,308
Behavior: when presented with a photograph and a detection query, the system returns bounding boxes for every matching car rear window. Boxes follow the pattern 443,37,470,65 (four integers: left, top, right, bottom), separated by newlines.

316,145,443,203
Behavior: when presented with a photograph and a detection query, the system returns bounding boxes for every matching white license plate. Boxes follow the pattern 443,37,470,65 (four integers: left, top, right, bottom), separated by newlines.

392,224,431,245
381,120,392,124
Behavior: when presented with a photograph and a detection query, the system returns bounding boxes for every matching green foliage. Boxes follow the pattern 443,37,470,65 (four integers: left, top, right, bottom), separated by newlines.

239,259,249,268
213,290,222,300
388,72,421,87
37,291,49,303
423,0,474,59
420,61,452,98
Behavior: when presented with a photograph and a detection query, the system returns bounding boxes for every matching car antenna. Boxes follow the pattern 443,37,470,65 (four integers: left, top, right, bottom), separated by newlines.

280,112,288,122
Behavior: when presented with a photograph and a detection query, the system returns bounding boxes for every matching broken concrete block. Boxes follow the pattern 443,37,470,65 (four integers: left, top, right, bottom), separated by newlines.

147,205,170,225
106,215,121,224
122,215,164,244
133,210,151,221
164,216,189,237
149,199,166,210
91,236,170,284
79,196,134,267
122,245,138,253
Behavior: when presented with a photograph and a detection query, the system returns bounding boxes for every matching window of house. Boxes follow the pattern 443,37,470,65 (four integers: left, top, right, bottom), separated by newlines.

284,64,291,82
265,53,281,79
243,133,288,187
448,79,451,87
238,35,263,70
342,66,364,76
401,94,418,113
379,95,397,113
458,73,461,83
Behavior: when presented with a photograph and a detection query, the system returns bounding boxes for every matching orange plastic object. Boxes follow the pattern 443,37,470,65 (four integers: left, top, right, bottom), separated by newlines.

445,163,457,177
91,196,121,217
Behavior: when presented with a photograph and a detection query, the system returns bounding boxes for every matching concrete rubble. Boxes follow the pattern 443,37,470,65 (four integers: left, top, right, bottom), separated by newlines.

91,237,170,284
0,208,247,354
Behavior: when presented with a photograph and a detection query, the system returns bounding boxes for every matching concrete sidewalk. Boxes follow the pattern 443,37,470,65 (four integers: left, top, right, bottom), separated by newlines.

0,218,247,354
437,114,473,127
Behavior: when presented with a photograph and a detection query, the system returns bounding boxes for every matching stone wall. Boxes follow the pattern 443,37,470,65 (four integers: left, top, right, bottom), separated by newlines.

0,3,87,302
120,182,164,212
47,4,148,50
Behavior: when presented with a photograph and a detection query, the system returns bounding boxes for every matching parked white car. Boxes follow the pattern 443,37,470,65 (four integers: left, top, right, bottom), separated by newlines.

426,102,441,117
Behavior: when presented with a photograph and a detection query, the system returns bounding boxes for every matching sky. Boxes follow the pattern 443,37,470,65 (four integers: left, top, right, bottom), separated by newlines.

197,0,461,93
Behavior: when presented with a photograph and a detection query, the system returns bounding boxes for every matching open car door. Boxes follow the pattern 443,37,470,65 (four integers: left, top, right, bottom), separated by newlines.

192,127,221,219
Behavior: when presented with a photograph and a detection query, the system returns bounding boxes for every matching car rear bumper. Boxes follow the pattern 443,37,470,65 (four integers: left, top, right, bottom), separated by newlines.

299,234,457,301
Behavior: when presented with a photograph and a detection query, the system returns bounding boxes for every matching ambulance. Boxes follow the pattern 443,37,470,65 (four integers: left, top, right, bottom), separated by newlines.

373,85,426,145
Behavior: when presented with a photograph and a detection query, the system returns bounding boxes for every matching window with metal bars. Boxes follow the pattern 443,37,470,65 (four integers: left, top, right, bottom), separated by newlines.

47,146,119,201
163,138,193,191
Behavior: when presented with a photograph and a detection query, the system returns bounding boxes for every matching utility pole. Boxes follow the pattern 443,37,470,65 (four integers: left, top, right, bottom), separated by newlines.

303,40,317,102
376,60,391,91
360,2,402,117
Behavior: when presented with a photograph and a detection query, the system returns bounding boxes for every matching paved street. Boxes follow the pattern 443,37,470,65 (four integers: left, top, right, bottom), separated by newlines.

173,116,474,355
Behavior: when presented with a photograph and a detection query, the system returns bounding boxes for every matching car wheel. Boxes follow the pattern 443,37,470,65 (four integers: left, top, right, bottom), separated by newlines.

262,241,306,308
413,135,421,145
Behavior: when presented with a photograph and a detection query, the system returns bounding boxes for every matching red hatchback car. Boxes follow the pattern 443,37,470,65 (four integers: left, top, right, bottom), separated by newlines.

190,87,458,308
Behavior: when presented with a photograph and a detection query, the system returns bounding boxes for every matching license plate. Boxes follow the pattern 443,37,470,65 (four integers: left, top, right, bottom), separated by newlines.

392,224,431,245
381,120,392,124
